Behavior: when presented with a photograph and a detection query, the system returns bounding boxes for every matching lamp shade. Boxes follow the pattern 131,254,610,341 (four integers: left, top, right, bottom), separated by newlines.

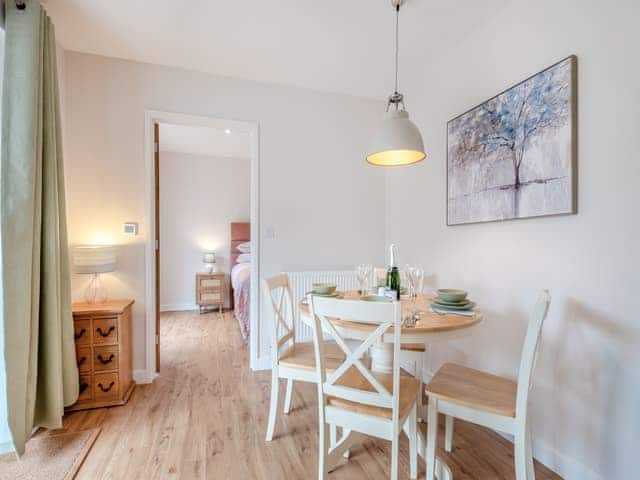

366,110,426,166
202,251,216,264
73,245,116,274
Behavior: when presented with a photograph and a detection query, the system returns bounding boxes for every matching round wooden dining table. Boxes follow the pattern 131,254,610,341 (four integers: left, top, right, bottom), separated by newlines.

299,291,483,480
299,291,482,374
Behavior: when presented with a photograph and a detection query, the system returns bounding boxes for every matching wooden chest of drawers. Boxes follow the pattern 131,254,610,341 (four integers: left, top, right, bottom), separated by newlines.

66,299,135,412
196,272,225,314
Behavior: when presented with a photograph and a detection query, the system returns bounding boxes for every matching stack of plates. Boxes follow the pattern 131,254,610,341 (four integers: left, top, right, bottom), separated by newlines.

430,289,476,315
305,291,340,298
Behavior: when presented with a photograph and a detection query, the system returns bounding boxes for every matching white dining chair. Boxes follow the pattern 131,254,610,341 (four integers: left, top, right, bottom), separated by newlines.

308,294,420,480
424,290,551,480
374,267,427,418
263,274,345,442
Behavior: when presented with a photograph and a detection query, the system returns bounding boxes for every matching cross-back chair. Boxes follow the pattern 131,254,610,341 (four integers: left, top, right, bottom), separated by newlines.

308,294,420,480
424,290,552,480
263,274,345,442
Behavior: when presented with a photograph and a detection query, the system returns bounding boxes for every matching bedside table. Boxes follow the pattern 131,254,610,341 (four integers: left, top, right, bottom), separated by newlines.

66,299,135,412
196,272,226,314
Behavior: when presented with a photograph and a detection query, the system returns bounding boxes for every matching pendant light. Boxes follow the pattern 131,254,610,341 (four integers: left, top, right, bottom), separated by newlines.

367,0,426,167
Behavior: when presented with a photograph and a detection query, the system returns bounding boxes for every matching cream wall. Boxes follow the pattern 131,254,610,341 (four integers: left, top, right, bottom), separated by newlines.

63,51,385,373
159,152,250,311
386,1,639,479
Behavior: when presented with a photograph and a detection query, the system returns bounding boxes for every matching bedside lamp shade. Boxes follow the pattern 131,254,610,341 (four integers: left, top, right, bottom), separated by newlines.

202,251,216,264
74,246,116,274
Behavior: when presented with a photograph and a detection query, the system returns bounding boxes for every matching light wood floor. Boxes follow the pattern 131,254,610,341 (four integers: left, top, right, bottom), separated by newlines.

51,310,562,479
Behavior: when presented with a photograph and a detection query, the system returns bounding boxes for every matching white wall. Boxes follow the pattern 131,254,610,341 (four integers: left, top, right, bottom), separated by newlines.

386,1,640,479
63,51,385,373
159,152,250,311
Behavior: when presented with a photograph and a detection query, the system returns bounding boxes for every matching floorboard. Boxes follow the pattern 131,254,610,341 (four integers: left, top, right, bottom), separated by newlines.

51,310,563,479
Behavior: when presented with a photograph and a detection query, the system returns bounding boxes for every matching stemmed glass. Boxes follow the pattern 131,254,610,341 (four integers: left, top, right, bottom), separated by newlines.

410,267,424,300
403,265,424,300
356,264,372,295
404,264,416,298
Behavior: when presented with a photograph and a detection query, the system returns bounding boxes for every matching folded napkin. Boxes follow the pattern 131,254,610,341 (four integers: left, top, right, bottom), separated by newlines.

430,306,477,317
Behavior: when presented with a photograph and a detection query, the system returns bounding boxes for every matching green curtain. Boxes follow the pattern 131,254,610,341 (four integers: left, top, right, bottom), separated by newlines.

1,1,78,456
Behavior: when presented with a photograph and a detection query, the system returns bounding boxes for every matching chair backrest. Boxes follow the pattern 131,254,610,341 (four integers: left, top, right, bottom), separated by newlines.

515,290,551,420
262,274,296,367
307,294,403,420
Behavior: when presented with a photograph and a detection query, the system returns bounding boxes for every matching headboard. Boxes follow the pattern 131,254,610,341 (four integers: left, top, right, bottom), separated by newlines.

230,222,250,272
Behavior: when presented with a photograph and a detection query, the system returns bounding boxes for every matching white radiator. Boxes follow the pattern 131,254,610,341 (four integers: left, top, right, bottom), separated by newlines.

287,270,358,342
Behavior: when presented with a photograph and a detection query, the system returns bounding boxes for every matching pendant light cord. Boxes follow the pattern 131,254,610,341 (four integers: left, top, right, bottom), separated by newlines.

394,3,399,95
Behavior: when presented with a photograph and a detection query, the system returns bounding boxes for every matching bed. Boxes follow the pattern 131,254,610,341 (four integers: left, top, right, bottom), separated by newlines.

230,222,250,340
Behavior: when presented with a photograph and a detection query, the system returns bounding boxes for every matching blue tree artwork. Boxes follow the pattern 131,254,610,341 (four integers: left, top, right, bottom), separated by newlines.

447,56,576,225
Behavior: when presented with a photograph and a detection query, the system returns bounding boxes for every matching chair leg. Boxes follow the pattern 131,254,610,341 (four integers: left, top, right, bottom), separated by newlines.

330,424,337,448
390,437,399,480
444,415,454,452
342,428,351,459
514,427,528,480
265,370,280,442
408,404,418,479
425,398,438,480
526,426,535,480
283,378,294,414
318,420,329,480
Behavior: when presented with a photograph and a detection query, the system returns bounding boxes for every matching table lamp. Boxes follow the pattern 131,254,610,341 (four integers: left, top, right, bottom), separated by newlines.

203,251,216,273
73,245,116,304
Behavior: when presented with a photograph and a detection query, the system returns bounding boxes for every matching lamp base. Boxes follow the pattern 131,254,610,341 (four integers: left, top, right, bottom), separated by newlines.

85,273,108,304
203,263,218,274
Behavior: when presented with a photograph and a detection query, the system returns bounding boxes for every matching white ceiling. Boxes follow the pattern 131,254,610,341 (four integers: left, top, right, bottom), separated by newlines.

159,123,251,159
44,0,507,100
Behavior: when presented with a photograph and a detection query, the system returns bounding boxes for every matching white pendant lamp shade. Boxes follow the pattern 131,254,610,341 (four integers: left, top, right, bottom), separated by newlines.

367,110,426,166
367,0,426,167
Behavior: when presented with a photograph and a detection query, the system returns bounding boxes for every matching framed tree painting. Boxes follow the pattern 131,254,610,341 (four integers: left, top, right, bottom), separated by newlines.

447,55,577,225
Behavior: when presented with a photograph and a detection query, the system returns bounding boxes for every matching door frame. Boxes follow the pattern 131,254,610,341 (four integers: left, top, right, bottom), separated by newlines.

143,110,261,380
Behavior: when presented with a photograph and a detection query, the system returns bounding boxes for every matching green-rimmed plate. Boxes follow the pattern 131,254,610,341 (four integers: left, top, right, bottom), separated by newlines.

430,300,476,311
432,298,472,307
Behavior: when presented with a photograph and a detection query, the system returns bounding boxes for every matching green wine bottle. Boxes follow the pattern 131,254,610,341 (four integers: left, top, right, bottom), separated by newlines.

386,244,401,300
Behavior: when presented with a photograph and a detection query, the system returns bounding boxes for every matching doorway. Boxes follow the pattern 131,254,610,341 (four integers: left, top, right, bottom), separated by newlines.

144,111,260,380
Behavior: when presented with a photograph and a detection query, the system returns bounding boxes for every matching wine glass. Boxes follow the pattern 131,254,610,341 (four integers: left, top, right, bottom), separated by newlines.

355,264,368,295
362,264,373,293
403,264,415,299
411,267,424,300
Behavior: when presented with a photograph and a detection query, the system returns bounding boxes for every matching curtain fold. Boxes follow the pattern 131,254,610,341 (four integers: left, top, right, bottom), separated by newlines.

1,0,78,456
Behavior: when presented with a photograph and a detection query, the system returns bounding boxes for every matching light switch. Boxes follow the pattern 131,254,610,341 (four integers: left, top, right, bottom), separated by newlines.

124,222,138,235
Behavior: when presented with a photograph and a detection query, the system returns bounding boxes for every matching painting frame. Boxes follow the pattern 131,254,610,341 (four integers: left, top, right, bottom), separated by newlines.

446,55,578,226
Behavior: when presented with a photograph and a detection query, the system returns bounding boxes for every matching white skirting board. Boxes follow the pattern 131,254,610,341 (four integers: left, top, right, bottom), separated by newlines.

133,369,158,384
159,303,198,312
252,355,271,371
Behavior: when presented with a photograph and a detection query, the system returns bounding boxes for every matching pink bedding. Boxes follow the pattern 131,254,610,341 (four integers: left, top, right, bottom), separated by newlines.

231,263,250,340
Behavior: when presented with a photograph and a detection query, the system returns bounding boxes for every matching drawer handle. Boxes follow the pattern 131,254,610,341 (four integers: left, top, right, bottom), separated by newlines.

74,328,86,340
96,326,115,337
77,356,87,366
98,381,115,393
79,382,89,394
97,353,115,365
